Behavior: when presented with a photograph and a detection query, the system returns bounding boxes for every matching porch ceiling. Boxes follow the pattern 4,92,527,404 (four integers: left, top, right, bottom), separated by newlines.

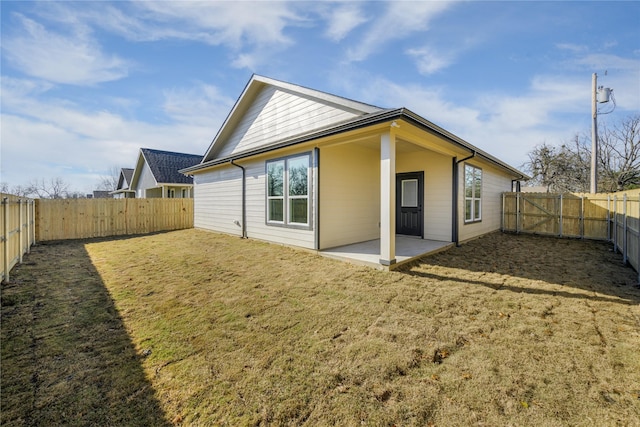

345,130,462,158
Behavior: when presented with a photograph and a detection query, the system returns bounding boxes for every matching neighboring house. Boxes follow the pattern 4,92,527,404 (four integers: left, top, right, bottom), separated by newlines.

181,75,528,269
92,190,111,199
110,168,135,198
129,148,201,198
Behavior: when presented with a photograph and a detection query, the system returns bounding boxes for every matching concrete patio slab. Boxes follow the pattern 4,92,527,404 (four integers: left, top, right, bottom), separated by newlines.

320,236,454,270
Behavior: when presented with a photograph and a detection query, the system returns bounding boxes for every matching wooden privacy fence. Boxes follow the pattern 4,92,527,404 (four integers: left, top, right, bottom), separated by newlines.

36,198,194,242
502,190,640,279
1,194,36,283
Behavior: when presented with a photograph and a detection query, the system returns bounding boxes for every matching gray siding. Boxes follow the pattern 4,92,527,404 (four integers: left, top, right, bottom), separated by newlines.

243,155,315,249
193,151,316,249
215,86,360,159
194,165,243,236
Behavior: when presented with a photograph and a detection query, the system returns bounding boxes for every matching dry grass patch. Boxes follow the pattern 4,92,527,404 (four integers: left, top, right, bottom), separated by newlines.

3,229,640,426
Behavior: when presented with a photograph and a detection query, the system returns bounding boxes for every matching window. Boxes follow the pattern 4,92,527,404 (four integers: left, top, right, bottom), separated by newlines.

181,188,187,198
167,188,175,198
464,164,482,223
401,179,418,207
266,153,310,227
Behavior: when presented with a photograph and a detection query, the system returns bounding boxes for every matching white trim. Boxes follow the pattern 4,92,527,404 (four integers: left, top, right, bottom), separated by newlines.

380,132,396,264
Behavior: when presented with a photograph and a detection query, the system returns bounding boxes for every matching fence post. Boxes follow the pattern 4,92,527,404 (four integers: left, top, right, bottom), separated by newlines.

637,194,640,283
613,196,618,253
501,193,505,232
607,195,611,242
31,200,36,245
580,195,585,239
26,200,31,254
516,192,521,234
18,199,24,263
623,194,628,265
559,194,563,237
3,197,9,283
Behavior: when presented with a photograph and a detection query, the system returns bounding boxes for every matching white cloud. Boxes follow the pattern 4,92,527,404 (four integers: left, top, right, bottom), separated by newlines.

162,83,235,127
2,14,130,85
346,1,456,62
324,3,369,42
0,77,232,191
333,70,595,169
406,46,454,74
27,1,305,71
572,53,640,72
556,43,588,53
134,1,302,48
559,51,640,111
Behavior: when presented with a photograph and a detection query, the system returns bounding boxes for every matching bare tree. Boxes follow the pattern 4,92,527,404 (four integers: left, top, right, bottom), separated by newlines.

96,166,122,192
0,182,36,197
524,138,589,193
29,177,70,199
598,114,640,191
524,114,640,193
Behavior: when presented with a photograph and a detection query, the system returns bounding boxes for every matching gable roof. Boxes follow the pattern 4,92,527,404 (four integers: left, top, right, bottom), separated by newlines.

131,148,202,189
182,75,527,180
201,74,384,163
116,168,134,190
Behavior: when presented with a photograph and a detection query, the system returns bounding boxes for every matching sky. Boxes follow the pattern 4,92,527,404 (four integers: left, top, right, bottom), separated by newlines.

1,1,639,194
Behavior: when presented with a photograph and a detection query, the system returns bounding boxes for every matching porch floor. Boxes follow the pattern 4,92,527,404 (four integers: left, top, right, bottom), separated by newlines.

320,236,454,270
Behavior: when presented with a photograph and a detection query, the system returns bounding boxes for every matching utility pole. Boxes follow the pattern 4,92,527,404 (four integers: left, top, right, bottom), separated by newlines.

590,73,598,194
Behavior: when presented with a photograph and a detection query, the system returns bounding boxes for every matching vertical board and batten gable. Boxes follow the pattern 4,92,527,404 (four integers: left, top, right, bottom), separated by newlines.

458,161,514,242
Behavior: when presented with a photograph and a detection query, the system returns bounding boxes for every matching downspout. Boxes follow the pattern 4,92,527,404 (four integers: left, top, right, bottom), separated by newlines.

230,160,247,239
452,151,476,246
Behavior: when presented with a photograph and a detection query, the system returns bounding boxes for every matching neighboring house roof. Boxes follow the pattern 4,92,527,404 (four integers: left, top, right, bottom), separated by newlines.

182,74,527,180
131,148,202,190
116,168,134,190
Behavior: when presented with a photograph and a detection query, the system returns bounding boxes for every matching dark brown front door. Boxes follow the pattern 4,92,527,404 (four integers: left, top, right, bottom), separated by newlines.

396,172,424,237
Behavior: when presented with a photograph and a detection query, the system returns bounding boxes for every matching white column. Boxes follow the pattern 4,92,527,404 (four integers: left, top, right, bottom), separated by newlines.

380,131,396,266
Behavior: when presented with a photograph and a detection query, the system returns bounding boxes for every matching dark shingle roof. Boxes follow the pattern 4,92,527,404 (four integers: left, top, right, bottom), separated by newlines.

118,168,135,189
122,168,134,185
141,148,202,184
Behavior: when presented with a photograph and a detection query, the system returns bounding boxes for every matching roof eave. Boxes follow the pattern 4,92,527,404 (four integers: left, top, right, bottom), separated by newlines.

182,108,528,180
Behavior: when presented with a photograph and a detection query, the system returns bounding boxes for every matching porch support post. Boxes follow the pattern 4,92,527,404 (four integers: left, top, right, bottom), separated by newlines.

380,131,396,266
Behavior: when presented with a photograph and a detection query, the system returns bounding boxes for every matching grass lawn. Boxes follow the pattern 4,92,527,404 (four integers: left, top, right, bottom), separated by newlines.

2,229,639,426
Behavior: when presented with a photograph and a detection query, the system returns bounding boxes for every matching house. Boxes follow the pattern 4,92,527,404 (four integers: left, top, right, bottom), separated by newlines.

110,168,135,198
129,148,201,198
181,75,528,269
91,190,112,199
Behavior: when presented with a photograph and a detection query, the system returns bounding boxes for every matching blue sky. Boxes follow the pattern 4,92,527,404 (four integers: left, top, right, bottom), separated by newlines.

1,1,639,193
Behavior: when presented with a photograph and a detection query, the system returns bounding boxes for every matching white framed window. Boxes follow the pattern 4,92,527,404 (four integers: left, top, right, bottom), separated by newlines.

167,188,175,198
181,188,187,198
266,153,310,227
464,164,482,223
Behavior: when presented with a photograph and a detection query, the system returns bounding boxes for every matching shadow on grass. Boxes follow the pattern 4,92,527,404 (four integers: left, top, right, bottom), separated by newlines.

1,240,170,427
400,232,640,305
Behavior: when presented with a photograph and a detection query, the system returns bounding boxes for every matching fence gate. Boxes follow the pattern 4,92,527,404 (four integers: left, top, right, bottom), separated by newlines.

502,191,640,281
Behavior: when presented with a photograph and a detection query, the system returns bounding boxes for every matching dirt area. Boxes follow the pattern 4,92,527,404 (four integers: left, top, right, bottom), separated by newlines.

2,229,639,426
